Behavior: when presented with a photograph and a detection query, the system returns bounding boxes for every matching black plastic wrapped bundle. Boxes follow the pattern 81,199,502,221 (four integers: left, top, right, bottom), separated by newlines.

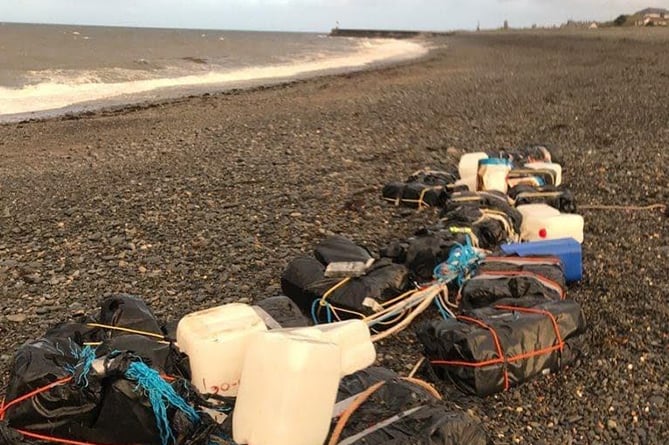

477,255,566,289
331,367,490,445
459,270,565,309
508,184,577,213
281,236,411,322
416,298,586,396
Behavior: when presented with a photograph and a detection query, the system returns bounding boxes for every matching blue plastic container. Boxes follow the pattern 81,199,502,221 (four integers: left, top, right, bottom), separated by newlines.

500,237,582,282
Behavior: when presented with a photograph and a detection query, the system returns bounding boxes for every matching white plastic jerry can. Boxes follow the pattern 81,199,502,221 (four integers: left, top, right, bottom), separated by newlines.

458,152,489,191
277,319,376,377
176,303,268,396
233,331,341,445
524,161,563,186
517,204,584,243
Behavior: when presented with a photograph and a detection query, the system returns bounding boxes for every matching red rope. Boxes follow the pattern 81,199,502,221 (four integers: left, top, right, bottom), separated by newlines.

0,373,178,444
431,305,566,392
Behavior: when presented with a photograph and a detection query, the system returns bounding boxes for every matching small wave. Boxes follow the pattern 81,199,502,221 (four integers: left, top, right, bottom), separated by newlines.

182,57,209,65
0,39,428,117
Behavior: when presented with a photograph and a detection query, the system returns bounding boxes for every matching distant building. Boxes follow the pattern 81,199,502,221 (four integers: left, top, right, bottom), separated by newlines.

635,7,669,26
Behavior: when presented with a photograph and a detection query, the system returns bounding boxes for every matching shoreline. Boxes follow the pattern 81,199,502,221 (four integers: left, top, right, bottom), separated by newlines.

0,36,434,125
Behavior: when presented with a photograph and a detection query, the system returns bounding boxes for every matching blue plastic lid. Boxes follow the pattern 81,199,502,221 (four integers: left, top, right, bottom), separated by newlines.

478,158,511,166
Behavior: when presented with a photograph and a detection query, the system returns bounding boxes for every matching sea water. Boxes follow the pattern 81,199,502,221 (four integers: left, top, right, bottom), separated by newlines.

0,23,428,121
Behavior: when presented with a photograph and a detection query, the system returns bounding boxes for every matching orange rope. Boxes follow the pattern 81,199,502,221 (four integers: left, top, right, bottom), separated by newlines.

327,381,385,445
430,305,566,392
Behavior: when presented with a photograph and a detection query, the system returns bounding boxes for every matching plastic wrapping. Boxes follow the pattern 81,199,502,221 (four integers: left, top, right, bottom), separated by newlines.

477,256,566,289
382,182,448,209
281,236,411,322
331,367,489,445
435,206,519,249
508,184,577,213
459,271,565,309
416,298,586,396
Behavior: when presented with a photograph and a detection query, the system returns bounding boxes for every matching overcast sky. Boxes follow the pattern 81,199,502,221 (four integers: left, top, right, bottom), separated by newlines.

0,0,666,32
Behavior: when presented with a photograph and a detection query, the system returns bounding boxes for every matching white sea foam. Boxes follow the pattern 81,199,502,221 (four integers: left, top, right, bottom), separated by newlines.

0,39,428,118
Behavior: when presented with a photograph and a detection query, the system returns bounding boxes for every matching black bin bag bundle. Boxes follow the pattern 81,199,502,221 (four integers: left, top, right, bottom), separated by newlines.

329,367,489,445
508,184,577,213
477,255,566,289
491,144,557,165
2,339,209,445
382,182,449,209
0,295,222,445
381,168,466,210
281,236,411,323
458,269,565,310
416,298,587,396
379,229,467,282
434,205,519,250
437,191,522,249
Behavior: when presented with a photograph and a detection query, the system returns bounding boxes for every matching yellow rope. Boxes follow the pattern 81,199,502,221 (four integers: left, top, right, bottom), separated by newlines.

579,204,666,212
86,323,166,340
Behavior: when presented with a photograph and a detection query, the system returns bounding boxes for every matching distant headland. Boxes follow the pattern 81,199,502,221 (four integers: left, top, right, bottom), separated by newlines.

329,28,450,38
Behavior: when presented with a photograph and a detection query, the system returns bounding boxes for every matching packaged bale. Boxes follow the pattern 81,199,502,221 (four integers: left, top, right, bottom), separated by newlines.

281,236,411,323
379,229,467,282
2,339,207,445
459,270,565,309
435,206,520,249
382,182,448,209
254,295,312,328
330,367,489,445
99,293,164,338
491,144,557,165
416,298,586,396
508,184,577,213
381,169,466,209
477,255,566,289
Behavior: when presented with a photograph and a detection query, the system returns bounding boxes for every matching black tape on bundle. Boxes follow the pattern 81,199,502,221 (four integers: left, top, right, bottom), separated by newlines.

331,367,489,445
416,298,586,396
478,256,566,289
508,184,577,213
459,271,565,309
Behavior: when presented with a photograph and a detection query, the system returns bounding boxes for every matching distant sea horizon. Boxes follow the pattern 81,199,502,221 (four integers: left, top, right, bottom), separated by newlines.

0,22,429,122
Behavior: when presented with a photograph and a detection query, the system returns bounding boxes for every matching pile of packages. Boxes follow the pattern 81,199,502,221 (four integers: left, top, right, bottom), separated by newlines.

0,144,586,445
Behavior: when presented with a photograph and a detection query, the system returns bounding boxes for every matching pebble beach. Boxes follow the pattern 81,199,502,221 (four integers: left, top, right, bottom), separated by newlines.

1,28,668,444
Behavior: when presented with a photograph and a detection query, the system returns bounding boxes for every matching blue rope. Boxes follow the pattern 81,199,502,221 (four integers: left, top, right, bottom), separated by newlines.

64,343,97,388
433,235,484,287
125,361,200,445
311,298,334,324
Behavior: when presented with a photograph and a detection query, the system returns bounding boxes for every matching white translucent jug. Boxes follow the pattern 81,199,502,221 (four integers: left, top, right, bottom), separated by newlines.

176,303,267,396
517,204,584,243
477,158,512,193
458,152,488,191
233,331,341,445
524,161,563,186
279,319,376,376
